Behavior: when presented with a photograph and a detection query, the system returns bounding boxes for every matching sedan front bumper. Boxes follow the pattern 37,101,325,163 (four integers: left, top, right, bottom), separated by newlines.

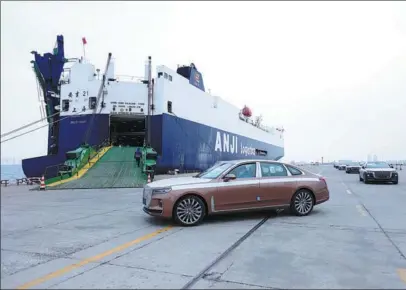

364,172,398,183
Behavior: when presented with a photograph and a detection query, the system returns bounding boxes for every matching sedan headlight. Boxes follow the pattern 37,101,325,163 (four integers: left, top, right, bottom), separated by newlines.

152,187,172,195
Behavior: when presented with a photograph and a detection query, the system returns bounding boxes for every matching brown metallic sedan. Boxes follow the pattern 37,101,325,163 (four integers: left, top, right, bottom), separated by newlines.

143,159,329,226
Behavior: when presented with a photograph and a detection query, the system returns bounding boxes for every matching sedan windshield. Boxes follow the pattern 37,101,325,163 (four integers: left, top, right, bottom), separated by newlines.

366,162,391,168
195,162,234,179
346,162,359,166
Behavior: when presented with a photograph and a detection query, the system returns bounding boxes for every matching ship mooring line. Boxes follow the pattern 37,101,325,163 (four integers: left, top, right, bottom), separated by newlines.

181,214,273,289
0,110,85,144
0,112,59,138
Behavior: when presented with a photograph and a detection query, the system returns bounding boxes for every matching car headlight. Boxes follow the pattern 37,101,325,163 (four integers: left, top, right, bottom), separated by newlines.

152,187,172,195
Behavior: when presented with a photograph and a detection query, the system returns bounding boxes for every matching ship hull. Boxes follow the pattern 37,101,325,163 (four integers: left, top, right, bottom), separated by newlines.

153,113,284,173
22,113,284,178
22,114,110,178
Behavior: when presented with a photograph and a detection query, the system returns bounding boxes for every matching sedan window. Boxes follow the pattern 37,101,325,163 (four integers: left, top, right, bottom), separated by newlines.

260,162,288,177
286,165,303,176
197,162,234,179
228,163,257,179
365,162,391,168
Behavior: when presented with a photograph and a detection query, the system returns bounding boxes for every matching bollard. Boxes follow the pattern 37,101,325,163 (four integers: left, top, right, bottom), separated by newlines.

39,176,46,190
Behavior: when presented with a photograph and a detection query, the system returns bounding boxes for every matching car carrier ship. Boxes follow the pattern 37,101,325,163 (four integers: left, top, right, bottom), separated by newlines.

21,35,285,179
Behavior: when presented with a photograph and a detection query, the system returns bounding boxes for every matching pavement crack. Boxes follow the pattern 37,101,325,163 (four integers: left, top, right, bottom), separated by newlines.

1,248,61,258
104,227,183,265
1,206,135,237
105,263,194,278
45,227,183,289
202,271,223,281
0,225,154,279
358,203,406,260
271,221,382,233
216,277,278,289
340,179,406,261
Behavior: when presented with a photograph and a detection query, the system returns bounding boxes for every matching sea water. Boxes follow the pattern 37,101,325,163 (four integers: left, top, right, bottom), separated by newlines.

1,164,25,180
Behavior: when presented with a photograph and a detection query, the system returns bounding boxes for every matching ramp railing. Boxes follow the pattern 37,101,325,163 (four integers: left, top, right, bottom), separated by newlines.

43,139,111,185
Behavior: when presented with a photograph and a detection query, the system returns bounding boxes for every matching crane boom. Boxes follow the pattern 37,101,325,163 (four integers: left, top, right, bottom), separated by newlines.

83,53,112,145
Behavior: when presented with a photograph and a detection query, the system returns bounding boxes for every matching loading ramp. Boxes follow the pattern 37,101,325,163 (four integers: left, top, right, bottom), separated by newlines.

49,146,147,189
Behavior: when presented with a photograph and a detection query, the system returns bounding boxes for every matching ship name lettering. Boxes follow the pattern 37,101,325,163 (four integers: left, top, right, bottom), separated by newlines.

240,144,256,156
215,131,238,154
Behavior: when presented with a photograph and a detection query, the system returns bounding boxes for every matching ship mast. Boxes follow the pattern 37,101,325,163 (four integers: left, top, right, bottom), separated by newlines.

146,56,152,146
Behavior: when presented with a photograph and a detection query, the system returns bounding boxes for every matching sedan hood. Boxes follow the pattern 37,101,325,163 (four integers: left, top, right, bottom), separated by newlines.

147,176,212,188
365,168,396,172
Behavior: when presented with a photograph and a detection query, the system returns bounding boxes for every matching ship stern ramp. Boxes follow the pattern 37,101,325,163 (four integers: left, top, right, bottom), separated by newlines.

48,146,146,189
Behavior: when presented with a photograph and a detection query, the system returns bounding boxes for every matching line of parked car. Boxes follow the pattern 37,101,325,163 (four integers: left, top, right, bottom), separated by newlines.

333,160,399,185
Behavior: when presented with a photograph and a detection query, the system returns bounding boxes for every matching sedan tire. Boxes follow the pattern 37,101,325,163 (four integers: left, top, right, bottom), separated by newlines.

173,195,206,226
290,189,314,216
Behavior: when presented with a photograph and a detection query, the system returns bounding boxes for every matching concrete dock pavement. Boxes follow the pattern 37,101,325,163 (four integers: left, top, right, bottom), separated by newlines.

1,165,406,289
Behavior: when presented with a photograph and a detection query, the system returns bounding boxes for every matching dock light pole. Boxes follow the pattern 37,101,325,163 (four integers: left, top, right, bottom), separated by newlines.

146,56,152,146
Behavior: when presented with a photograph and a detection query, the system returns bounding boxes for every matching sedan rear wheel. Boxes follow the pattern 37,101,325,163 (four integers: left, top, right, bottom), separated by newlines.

173,195,206,226
291,190,314,216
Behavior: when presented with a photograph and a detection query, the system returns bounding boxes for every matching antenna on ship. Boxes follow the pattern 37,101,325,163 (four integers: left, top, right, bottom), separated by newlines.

146,56,152,146
82,37,87,62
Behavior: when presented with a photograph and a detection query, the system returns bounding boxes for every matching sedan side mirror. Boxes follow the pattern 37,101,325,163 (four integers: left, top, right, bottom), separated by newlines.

362,166,365,169
223,173,236,182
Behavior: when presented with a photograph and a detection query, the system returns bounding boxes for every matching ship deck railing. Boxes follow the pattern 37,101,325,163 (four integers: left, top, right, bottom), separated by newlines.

1,180,9,187
16,177,41,186
114,75,145,83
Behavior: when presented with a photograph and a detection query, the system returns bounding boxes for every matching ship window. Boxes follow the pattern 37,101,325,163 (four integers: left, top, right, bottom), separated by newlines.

167,101,172,113
62,99,70,112
89,97,97,109
256,149,267,156
168,75,172,81
158,72,163,78
164,72,168,79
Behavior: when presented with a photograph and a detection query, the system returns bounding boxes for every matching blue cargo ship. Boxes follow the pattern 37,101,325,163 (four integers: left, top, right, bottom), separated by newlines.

22,35,285,178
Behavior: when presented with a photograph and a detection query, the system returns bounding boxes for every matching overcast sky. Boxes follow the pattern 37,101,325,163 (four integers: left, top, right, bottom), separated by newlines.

1,1,406,163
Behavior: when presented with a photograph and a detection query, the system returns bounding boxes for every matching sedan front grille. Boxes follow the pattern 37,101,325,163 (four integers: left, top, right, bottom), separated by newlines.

373,171,391,179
